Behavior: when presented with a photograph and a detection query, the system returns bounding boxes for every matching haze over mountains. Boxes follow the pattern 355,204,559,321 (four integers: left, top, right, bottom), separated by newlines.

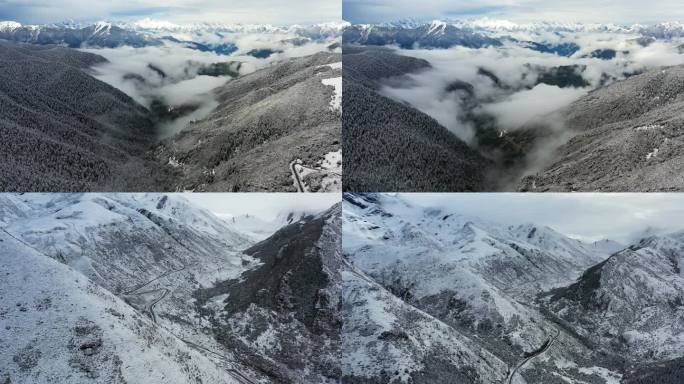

342,18,684,191
342,193,684,383
0,19,343,192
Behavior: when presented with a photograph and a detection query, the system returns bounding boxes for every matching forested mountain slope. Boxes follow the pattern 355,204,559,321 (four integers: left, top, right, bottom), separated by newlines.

521,65,684,191
155,52,342,192
342,46,490,192
0,40,340,192
0,42,171,191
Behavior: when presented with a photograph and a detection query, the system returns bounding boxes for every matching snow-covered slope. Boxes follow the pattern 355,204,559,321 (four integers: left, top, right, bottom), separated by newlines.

342,263,509,383
343,193,607,301
1,194,345,384
2,194,254,293
545,233,684,361
341,193,645,383
0,193,346,384
0,230,239,384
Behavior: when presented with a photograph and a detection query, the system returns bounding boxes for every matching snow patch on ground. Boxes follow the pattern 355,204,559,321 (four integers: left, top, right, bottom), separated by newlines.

318,61,341,70
321,76,341,112
290,159,317,192
290,152,342,192
319,150,342,191
168,157,183,167
635,124,663,131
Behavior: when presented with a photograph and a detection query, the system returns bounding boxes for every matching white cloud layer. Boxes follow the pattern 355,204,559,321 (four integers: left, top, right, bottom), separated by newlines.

481,84,586,130
185,193,340,221
374,32,684,188
84,35,339,138
399,193,684,243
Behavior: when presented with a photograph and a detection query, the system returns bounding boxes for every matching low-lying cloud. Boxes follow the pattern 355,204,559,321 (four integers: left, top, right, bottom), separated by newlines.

84,33,339,139
481,84,586,130
373,28,684,189
85,44,230,106
399,192,684,244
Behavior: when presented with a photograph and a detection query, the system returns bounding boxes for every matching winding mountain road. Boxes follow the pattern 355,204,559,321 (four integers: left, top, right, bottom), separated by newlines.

290,161,306,192
123,264,186,295
507,328,561,384
123,265,257,384
133,288,169,324
180,339,258,384
290,160,340,192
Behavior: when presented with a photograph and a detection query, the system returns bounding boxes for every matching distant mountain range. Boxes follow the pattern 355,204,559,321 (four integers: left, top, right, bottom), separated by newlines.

349,18,684,36
343,19,684,53
0,19,346,55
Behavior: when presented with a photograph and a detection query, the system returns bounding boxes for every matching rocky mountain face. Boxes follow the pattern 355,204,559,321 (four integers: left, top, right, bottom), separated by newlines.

0,42,172,191
194,204,343,383
0,194,342,384
342,193,684,383
520,65,684,191
342,46,490,192
155,51,342,192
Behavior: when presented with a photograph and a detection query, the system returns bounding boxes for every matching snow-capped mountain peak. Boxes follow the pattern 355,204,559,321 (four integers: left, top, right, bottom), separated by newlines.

0,21,22,32
427,19,448,35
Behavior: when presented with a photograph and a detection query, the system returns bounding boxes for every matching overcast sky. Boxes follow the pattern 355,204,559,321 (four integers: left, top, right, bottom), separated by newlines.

0,0,340,25
343,0,684,24
398,193,684,243
184,193,340,221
